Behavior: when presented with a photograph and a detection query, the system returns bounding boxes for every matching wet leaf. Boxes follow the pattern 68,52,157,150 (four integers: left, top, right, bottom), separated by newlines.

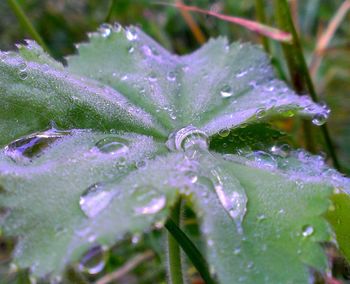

0,24,342,282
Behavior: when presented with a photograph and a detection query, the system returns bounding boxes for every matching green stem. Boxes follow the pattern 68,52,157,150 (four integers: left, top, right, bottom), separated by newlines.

166,198,184,284
165,214,216,284
7,0,49,53
274,0,341,170
254,0,270,53
105,0,116,23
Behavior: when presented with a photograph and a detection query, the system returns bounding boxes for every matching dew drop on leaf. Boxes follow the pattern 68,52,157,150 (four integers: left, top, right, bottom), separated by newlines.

18,71,28,80
167,71,176,82
134,194,166,215
18,62,27,71
98,23,112,38
79,183,114,218
301,225,314,237
255,108,266,119
112,22,122,32
211,170,247,234
220,85,233,98
218,128,230,137
94,137,129,155
166,125,209,152
78,245,107,275
4,127,70,162
125,27,138,41
236,70,248,78
312,113,327,126
132,185,167,215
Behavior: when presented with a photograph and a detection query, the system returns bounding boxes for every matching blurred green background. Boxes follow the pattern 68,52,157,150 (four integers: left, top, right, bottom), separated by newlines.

0,0,349,283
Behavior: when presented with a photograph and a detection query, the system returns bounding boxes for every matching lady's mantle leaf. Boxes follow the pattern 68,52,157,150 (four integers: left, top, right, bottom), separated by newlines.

66,24,328,135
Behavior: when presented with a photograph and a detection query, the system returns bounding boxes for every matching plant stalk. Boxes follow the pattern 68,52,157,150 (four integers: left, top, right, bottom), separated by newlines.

254,0,270,53
166,198,184,284
273,0,341,170
165,208,216,284
7,0,49,53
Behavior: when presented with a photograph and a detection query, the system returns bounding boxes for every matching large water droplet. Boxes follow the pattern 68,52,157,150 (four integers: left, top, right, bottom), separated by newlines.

166,125,209,152
312,113,327,126
79,183,114,218
4,127,70,162
301,225,314,237
78,245,107,275
220,85,233,98
211,170,247,234
94,137,129,155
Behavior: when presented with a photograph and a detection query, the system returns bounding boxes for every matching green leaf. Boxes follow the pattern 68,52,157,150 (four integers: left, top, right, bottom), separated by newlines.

0,129,182,276
190,150,332,284
66,25,326,135
0,23,340,281
0,49,166,147
326,193,350,263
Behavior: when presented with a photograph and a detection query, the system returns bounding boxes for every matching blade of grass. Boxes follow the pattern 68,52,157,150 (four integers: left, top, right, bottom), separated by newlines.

156,2,292,43
309,0,350,79
166,198,184,284
105,0,116,23
254,0,270,53
7,0,49,53
165,214,216,284
175,0,206,45
273,0,341,171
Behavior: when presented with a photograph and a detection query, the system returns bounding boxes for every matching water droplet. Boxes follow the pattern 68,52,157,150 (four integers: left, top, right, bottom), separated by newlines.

211,170,247,234
246,151,277,169
79,245,107,275
131,234,141,244
166,125,209,152
184,171,198,184
312,113,327,126
134,194,166,215
257,214,266,222
99,23,112,37
79,183,114,218
133,186,167,214
255,108,266,119
233,247,241,255
18,71,28,80
125,28,138,41
167,71,176,82
207,239,214,246
218,128,230,137
301,225,314,237
18,62,27,71
236,70,248,78
148,73,157,82
112,22,122,32
95,137,129,155
4,127,70,162
220,85,233,98
247,261,254,269
136,160,146,169
128,46,135,53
